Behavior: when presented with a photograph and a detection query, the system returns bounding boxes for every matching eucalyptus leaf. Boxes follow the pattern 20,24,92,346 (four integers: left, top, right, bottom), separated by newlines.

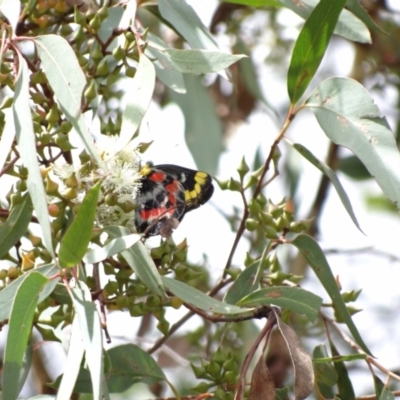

162,276,252,315
163,49,246,74
0,193,32,259
105,226,165,297
287,0,346,104
306,77,400,210
237,286,322,322
117,53,155,156
292,143,362,233
280,0,371,44
14,54,54,257
3,272,48,400
291,234,371,355
34,35,104,169
59,182,100,268
71,284,103,400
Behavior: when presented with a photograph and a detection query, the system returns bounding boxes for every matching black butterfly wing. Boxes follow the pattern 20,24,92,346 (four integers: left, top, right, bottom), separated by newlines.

154,164,214,213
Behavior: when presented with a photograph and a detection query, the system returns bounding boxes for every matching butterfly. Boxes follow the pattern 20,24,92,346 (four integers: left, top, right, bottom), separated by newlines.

134,163,214,237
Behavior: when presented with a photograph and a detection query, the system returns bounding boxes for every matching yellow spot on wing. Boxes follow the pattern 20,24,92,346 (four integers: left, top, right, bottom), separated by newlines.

190,189,197,198
195,183,201,193
195,174,206,185
185,190,192,201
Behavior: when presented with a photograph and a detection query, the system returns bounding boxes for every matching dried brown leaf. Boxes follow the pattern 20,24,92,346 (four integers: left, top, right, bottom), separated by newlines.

274,313,314,400
249,355,276,400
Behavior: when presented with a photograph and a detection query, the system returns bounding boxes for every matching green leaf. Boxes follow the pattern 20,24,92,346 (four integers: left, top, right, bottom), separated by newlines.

83,233,141,264
345,0,385,34
237,286,322,322
373,373,395,400
3,272,48,400
147,32,186,94
287,0,346,104
59,182,100,268
291,234,372,355
105,226,165,297
163,49,246,74
0,0,20,35
275,387,290,400
0,108,16,172
313,344,338,387
162,276,252,315
280,0,371,44
0,263,58,321
0,193,32,258
305,77,400,210
50,283,72,305
313,353,366,363
71,284,103,400
329,341,356,400
169,74,223,174
33,35,105,169
16,344,33,398
14,54,55,257
117,53,155,155
339,155,371,180
292,143,363,233
158,0,219,51
224,261,260,305
56,316,85,400
222,0,281,6
106,344,171,392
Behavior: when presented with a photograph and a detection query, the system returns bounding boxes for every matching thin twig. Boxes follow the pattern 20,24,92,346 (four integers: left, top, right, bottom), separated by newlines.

321,311,400,382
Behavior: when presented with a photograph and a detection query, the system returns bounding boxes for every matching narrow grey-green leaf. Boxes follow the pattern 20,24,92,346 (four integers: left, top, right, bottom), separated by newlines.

287,0,346,104
117,53,155,155
71,284,103,400
3,272,48,400
291,234,372,355
280,0,371,44
0,263,58,321
0,108,16,172
162,276,252,315
0,0,20,35
305,77,400,210
237,286,322,322
345,0,385,34
169,74,223,174
158,0,219,51
147,32,185,93
107,344,169,391
59,182,100,268
83,233,141,264
292,143,363,233
16,344,33,398
14,54,54,257
104,226,165,297
33,35,104,168
274,312,314,400
224,261,259,305
312,344,338,387
0,193,32,258
56,316,85,400
222,0,281,6
163,49,246,74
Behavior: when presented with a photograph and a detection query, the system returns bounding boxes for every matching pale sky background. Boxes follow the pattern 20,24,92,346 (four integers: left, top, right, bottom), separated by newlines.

10,1,400,397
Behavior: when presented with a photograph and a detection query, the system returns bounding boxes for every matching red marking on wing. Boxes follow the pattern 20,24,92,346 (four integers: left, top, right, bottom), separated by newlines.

165,180,180,206
150,171,167,182
140,206,177,221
